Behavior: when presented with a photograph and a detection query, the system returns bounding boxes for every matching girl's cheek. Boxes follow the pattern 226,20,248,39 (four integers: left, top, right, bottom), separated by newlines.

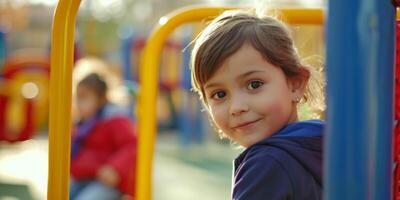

210,106,227,128
77,99,98,119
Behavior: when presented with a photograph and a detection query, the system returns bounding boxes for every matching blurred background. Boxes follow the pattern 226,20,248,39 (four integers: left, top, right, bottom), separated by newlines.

0,0,324,199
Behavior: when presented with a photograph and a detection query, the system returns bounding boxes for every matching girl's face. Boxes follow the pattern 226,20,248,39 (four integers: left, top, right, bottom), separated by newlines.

76,85,104,120
203,43,305,148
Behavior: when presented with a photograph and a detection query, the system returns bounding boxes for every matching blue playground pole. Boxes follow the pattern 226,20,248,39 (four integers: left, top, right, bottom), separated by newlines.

325,0,395,199
120,27,136,118
120,27,134,82
0,29,6,77
178,36,204,146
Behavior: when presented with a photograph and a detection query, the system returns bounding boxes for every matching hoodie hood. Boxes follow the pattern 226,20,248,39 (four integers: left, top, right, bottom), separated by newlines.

231,120,324,199
235,120,324,186
255,120,324,185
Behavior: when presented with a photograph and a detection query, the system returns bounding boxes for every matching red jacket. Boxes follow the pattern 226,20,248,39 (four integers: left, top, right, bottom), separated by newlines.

71,114,137,196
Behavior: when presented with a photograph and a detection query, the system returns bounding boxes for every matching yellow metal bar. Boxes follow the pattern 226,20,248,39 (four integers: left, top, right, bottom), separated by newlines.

48,0,81,199
137,6,323,200
278,8,324,24
137,6,236,200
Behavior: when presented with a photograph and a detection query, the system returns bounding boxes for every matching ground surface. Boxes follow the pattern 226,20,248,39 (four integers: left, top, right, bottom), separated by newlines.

0,132,241,200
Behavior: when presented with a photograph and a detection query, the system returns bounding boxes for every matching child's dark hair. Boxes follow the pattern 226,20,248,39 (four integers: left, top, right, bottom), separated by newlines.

78,73,108,97
190,10,325,118
192,10,308,102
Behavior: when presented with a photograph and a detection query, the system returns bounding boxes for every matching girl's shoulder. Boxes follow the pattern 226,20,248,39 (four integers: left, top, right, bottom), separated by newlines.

234,143,294,173
100,103,131,120
233,139,322,199
96,104,135,130
232,145,296,199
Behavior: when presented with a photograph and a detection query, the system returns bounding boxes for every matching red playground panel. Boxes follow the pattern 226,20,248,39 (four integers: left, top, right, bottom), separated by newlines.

394,20,400,200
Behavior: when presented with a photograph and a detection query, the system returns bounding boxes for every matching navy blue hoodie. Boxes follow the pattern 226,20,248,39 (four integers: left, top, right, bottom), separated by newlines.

232,120,324,200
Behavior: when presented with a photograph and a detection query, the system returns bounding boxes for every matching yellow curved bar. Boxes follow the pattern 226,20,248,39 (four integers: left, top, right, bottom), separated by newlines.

278,8,324,24
137,6,324,200
48,0,81,199
137,6,236,200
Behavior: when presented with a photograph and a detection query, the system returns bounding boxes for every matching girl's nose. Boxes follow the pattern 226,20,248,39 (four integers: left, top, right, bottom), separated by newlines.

229,96,249,116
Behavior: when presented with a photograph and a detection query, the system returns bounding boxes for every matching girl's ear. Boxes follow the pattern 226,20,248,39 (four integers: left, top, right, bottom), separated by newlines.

290,67,310,102
99,94,108,106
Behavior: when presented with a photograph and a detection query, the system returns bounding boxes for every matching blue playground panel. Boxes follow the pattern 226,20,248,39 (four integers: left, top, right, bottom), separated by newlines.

326,0,395,199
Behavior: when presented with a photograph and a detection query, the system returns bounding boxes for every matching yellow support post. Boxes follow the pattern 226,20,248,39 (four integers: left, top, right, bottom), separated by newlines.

48,0,81,199
136,6,323,200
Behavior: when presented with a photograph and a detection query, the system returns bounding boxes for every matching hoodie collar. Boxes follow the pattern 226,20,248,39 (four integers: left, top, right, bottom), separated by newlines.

271,119,324,138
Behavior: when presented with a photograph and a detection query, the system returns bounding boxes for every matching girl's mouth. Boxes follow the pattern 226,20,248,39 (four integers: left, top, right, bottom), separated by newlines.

233,118,262,129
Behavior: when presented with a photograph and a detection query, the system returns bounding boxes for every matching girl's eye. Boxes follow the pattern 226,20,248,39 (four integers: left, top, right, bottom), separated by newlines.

247,80,263,90
211,91,226,100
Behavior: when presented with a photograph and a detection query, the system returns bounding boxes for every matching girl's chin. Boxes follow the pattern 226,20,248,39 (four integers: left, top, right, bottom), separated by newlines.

235,138,258,148
238,134,272,148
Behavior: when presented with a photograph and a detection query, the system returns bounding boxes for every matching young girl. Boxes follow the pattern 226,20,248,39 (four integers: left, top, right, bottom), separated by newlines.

70,73,136,200
191,11,324,199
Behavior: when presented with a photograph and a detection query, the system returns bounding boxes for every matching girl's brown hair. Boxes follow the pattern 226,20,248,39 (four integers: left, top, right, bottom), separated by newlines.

78,73,108,98
191,10,319,107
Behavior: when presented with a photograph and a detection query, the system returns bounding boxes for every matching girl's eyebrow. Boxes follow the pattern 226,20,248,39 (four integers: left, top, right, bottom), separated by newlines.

237,70,265,80
204,82,221,90
204,70,265,90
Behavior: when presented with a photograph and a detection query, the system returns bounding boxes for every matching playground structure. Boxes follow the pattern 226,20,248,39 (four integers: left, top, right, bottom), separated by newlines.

46,1,396,200
121,33,208,144
0,50,50,142
0,24,81,143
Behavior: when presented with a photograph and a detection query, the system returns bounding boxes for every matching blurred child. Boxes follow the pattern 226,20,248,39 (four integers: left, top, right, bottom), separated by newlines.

191,10,324,199
70,73,136,200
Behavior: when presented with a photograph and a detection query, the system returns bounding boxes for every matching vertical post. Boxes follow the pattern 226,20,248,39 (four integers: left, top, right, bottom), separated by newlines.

178,37,193,147
121,27,134,82
0,29,6,76
48,0,81,199
120,27,136,117
325,0,395,199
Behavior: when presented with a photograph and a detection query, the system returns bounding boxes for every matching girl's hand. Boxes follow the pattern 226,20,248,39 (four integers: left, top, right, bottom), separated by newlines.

97,165,120,187
120,194,134,200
